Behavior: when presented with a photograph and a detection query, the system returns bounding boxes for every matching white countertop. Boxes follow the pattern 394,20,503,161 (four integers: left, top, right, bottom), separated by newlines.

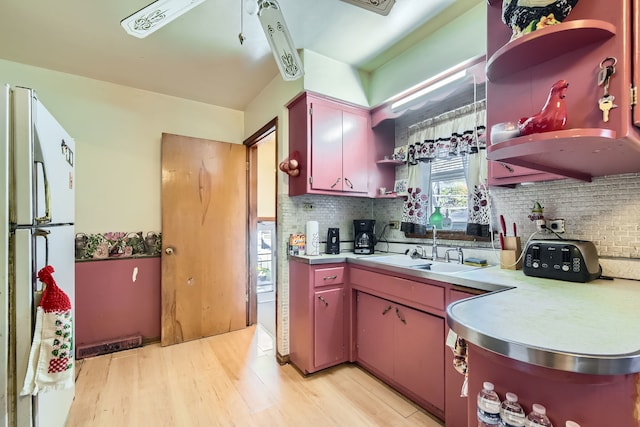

290,251,640,375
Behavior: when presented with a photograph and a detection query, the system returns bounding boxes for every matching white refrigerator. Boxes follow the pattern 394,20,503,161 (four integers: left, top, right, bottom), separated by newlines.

1,85,75,426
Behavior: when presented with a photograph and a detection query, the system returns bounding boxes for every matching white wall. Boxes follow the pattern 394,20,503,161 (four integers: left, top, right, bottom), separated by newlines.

0,59,243,233
368,2,486,107
257,133,276,219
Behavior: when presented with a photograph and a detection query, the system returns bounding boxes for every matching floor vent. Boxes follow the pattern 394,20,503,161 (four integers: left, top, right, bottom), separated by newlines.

76,335,143,359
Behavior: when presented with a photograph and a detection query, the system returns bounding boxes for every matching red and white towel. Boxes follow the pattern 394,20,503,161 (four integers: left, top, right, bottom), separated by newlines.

21,265,74,396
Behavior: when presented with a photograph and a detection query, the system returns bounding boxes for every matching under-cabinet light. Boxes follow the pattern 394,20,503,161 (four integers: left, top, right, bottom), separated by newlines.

391,69,467,111
121,0,206,38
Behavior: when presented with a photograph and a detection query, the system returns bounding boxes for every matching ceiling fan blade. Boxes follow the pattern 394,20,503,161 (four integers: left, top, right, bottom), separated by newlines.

339,0,396,16
257,0,304,81
121,0,207,38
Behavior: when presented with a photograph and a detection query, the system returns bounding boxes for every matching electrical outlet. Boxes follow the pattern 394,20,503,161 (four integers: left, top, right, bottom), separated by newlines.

389,220,400,230
547,219,565,233
302,203,313,211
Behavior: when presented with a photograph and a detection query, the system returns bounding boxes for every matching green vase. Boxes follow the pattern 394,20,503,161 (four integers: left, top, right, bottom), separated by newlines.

429,206,443,229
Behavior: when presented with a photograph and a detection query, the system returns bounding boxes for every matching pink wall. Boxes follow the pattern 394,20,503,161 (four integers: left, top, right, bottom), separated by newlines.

75,257,161,348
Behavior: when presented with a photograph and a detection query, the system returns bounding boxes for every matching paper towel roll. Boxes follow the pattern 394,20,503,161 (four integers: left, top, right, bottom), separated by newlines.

305,221,320,256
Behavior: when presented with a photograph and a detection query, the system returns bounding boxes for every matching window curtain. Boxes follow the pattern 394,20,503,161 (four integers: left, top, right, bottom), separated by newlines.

399,100,489,236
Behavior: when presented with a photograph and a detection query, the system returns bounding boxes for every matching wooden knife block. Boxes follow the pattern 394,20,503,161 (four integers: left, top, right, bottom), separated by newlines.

500,236,523,270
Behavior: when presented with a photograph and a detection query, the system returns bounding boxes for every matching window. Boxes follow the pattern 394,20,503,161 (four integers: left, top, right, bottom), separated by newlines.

430,158,467,231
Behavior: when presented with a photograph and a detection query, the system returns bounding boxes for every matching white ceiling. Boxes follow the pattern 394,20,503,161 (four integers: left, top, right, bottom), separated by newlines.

0,0,479,110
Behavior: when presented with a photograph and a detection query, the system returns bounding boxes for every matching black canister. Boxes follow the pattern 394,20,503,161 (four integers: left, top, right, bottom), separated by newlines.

326,228,340,254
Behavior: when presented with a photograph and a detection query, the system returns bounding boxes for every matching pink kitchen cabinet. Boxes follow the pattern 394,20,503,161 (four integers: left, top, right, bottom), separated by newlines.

287,92,372,196
289,260,348,374
355,291,395,379
356,291,445,419
486,0,640,184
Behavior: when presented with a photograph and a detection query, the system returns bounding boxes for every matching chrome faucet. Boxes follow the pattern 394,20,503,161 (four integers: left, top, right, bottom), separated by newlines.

445,247,464,264
410,245,426,259
431,225,438,261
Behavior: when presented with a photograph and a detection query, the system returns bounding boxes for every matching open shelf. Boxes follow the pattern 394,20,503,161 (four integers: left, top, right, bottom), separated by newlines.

487,20,616,81
376,159,404,165
486,128,640,181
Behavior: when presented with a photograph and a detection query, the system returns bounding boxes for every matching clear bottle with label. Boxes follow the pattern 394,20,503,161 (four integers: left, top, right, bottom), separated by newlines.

478,381,501,427
442,209,452,229
499,392,525,427
525,404,553,427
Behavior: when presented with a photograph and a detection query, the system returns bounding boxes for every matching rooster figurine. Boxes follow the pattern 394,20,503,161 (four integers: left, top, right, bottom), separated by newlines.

518,79,568,136
502,0,580,40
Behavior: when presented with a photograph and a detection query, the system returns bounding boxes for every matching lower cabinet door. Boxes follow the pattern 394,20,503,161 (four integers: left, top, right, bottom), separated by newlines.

394,304,445,411
313,287,345,368
356,292,395,379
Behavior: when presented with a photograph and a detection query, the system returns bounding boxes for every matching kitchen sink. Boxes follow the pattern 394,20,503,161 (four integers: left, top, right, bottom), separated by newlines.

363,254,483,274
409,262,480,274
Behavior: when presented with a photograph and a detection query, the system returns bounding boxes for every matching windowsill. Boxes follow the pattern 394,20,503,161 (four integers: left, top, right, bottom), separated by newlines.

404,230,492,242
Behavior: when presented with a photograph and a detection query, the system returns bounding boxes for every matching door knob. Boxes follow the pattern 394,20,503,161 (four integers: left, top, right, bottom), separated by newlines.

165,247,174,255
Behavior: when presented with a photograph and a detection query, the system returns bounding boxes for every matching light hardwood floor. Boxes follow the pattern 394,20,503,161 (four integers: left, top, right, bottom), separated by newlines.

66,325,444,426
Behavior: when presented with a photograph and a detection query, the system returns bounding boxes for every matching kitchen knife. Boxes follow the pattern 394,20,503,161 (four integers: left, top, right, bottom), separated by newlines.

513,222,517,237
499,232,504,250
499,215,507,236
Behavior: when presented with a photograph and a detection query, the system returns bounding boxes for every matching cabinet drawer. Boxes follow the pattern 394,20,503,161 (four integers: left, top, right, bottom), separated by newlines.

351,268,444,311
313,266,345,287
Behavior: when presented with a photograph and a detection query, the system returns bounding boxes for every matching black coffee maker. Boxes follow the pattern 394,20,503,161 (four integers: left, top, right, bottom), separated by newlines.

326,228,340,254
353,220,376,254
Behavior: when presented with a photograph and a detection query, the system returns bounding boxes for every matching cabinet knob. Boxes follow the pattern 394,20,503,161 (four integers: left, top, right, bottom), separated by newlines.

165,247,175,255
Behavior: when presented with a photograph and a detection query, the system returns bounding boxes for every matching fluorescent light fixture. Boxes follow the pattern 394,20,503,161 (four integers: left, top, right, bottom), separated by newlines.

339,0,396,16
257,0,304,81
391,69,467,111
120,0,206,38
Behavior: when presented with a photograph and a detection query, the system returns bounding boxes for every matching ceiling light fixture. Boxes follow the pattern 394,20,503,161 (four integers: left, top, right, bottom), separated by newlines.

256,0,304,81
120,0,206,38
391,69,467,111
339,0,396,16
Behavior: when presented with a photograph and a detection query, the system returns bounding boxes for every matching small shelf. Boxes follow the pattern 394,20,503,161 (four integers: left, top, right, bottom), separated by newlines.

375,192,405,199
485,128,640,181
376,159,404,165
487,19,616,81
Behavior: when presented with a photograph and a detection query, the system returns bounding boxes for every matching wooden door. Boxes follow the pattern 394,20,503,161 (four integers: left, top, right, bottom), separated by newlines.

161,133,247,346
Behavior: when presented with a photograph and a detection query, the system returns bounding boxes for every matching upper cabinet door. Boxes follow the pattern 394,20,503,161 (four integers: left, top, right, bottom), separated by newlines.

342,110,369,193
310,101,344,191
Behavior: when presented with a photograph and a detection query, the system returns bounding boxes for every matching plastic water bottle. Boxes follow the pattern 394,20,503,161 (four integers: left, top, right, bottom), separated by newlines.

525,404,553,427
477,381,501,426
499,392,525,427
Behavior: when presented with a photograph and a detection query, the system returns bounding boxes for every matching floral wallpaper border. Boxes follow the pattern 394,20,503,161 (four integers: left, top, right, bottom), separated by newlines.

75,231,162,260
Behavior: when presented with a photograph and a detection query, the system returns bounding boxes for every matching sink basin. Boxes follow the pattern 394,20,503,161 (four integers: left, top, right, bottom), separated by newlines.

363,254,482,274
409,263,480,274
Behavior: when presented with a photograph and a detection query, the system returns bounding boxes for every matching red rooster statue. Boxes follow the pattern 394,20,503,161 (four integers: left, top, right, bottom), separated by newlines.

518,79,568,136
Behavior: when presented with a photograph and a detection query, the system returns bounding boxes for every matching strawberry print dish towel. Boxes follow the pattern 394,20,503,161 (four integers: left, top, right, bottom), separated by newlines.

21,265,74,395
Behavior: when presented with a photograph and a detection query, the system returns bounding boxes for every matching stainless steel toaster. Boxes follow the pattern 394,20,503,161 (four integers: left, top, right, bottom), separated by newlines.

523,239,602,283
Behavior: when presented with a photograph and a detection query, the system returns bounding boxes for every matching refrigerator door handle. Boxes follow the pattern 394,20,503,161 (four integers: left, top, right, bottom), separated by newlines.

34,228,50,268
33,137,51,224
